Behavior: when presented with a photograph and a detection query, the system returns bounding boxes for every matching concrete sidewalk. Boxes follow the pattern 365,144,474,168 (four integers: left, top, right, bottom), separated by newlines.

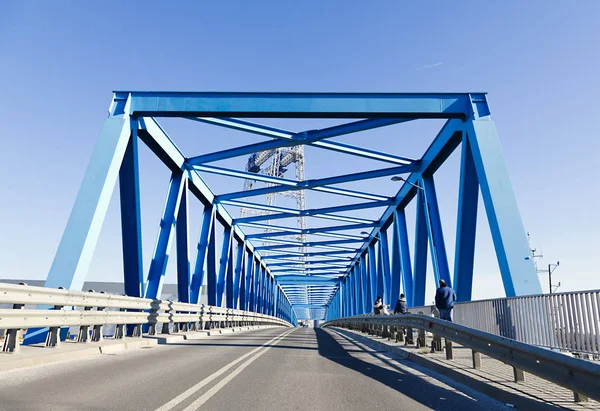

0,325,280,372
330,327,600,411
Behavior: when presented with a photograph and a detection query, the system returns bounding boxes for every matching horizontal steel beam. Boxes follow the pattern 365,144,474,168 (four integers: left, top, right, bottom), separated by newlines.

187,118,411,165
276,276,341,284
187,117,416,165
245,222,377,239
210,164,416,202
233,200,393,225
125,91,489,119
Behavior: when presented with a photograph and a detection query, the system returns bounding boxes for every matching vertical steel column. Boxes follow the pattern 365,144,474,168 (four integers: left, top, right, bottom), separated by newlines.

261,268,267,314
354,265,362,314
265,274,271,315
395,209,414,306
376,241,385,301
232,241,244,308
422,175,452,287
217,226,232,306
119,121,144,298
145,172,185,299
190,206,214,304
380,229,392,305
454,135,479,301
46,100,131,291
252,259,260,312
390,215,402,306
176,180,190,302
466,119,541,296
368,244,378,301
362,255,371,313
225,238,235,308
243,253,253,310
413,189,429,306
273,284,279,318
256,267,262,313
206,216,218,306
350,270,358,315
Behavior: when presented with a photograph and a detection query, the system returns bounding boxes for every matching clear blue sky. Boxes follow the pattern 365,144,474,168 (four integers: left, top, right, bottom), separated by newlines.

1,1,599,302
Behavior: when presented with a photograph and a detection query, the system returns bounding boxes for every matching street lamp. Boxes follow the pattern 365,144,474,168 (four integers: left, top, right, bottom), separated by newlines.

391,176,424,191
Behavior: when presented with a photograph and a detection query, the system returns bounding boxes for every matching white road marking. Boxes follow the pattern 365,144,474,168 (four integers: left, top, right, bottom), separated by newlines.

154,328,294,411
182,328,294,410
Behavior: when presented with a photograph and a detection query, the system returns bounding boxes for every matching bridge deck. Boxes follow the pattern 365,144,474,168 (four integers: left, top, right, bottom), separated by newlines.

0,328,509,411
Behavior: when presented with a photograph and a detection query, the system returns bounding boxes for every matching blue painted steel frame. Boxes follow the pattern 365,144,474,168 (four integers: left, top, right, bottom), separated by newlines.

44,91,538,327
119,122,144,298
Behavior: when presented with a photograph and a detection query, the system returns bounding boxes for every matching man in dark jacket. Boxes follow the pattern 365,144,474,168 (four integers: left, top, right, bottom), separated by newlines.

394,294,408,314
434,280,456,322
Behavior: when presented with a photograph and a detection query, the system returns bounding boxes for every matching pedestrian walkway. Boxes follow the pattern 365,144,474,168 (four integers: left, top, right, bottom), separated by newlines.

330,327,600,410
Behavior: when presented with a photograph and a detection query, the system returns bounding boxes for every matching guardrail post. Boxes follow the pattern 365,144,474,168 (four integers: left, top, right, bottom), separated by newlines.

405,327,414,345
445,339,453,360
78,290,95,343
45,287,65,347
513,366,525,383
472,350,481,369
92,292,106,342
200,305,207,330
2,299,25,353
417,327,426,347
430,310,442,352
115,307,126,339
160,302,170,335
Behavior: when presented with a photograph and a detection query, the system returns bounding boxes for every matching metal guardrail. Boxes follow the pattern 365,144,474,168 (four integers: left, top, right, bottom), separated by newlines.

0,282,291,353
323,314,600,403
408,290,600,356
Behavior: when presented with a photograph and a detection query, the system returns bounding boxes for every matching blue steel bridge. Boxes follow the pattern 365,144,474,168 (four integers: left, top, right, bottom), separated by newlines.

1,92,598,411
45,92,540,318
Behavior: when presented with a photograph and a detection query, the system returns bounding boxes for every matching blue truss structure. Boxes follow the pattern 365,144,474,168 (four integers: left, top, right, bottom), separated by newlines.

44,92,541,324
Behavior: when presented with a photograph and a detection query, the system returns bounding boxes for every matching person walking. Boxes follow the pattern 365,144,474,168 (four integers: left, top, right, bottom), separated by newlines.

435,280,456,322
394,294,408,315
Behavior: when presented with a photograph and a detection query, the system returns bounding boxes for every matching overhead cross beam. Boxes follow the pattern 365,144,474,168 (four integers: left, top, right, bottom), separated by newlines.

231,199,392,225
127,91,489,119
186,117,417,165
243,222,378,239
204,164,416,202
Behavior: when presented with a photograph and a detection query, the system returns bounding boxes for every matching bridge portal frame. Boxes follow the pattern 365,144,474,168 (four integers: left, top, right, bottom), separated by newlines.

43,91,540,324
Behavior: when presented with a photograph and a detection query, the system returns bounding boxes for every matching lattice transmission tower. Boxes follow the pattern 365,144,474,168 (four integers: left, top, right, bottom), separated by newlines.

240,145,307,244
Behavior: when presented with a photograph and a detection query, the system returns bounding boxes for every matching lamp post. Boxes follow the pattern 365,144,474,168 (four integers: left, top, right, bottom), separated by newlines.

391,176,424,191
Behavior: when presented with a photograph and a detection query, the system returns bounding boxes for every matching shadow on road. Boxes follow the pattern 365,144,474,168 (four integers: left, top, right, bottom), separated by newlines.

315,328,560,411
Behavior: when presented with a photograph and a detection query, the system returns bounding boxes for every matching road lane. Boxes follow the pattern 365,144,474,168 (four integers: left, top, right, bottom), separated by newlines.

0,327,508,411
200,327,507,411
0,328,289,411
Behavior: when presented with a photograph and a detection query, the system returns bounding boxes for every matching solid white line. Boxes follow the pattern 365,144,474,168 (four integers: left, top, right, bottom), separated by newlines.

182,328,294,411
154,328,294,411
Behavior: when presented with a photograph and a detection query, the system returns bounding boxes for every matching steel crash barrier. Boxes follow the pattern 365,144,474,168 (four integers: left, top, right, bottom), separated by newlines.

323,314,600,403
0,282,292,353
407,290,600,357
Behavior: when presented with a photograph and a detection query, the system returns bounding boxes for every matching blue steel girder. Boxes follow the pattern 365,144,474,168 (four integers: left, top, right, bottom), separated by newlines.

227,199,392,225
126,91,490,119
244,222,377,240
210,164,415,202
186,117,417,165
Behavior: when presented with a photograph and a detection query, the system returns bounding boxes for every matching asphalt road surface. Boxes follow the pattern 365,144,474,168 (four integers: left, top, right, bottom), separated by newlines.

0,327,507,411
